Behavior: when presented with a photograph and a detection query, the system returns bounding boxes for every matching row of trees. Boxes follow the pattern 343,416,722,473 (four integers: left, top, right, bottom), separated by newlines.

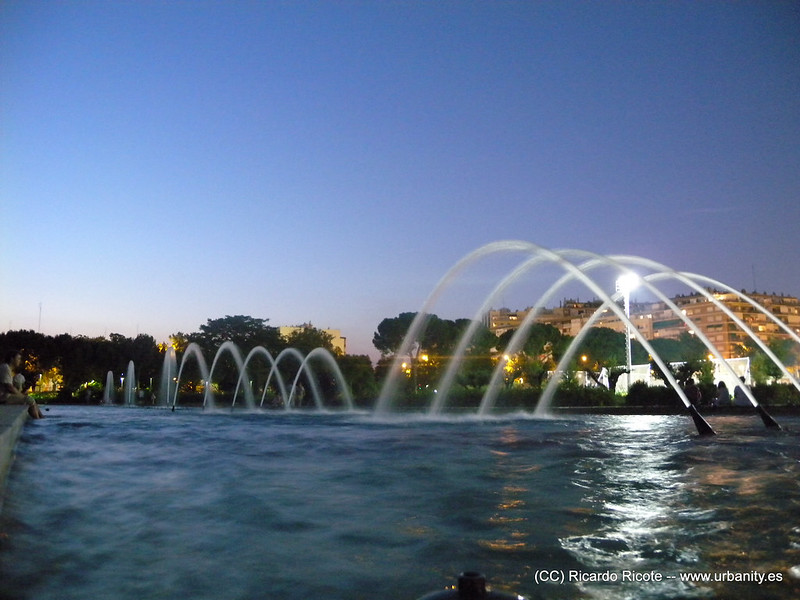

372,311,799,399
1,311,797,407
0,316,377,405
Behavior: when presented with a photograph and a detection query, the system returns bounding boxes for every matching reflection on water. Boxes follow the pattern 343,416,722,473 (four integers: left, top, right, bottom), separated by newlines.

0,408,799,600
562,416,800,599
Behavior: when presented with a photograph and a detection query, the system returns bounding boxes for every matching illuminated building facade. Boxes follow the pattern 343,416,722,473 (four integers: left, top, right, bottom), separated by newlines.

486,291,800,361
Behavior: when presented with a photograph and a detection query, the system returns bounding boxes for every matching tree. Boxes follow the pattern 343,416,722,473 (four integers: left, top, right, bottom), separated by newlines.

336,354,379,405
373,313,477,393
186,315,283,355
573,327,626,370
749,338,798,383
373,312,417,357
283,325,335,355
53,334,109,393
520,323,565,359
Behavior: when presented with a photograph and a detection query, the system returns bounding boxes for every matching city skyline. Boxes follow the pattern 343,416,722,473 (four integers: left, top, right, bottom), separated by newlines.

2,1,798,360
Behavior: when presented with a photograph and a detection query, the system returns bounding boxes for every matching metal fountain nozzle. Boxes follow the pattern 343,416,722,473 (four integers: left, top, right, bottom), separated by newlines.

417,572,524,600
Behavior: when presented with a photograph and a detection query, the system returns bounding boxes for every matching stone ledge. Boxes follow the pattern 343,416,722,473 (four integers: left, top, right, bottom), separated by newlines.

0,405,29,508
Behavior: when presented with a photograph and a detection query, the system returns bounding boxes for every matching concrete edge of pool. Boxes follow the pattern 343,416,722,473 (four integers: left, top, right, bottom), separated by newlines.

0,406,29,510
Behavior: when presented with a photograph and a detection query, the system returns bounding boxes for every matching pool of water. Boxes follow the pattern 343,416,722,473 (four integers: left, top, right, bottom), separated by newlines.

1,406,799,599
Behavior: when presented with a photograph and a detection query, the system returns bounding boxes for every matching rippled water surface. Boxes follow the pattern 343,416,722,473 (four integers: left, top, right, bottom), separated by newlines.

1,407,799,599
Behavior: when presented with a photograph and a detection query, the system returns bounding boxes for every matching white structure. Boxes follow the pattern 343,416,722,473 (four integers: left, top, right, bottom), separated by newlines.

613,357,751,394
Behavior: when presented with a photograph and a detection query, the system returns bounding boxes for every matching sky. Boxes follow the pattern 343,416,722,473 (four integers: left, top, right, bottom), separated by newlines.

2,1,799,361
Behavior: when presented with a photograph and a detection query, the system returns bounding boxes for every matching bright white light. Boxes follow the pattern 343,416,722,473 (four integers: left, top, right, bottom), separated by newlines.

616,272,639,295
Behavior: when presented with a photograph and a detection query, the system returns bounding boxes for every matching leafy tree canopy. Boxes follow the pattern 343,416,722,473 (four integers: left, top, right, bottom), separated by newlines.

183,315,283,354
283,325,336,355
372,313,491,359
373,312,418,357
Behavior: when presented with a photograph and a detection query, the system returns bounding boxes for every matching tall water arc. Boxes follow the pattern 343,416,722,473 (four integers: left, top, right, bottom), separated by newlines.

374,240,537,413
172,342,211,409
376,240,795,434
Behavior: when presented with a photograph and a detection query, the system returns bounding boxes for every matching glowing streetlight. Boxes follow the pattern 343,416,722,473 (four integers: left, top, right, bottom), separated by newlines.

616,273,639,390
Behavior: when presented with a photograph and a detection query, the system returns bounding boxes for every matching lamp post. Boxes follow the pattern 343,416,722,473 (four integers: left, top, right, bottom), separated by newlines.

616,273,638,391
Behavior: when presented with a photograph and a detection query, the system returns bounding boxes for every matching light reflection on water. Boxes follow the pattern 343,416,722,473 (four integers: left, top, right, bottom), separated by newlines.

0,408,799,599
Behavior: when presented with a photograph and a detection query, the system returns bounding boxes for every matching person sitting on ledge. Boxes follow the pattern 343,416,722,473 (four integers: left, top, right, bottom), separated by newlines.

733,376,751,407
712,380,731,408
0,350,44,419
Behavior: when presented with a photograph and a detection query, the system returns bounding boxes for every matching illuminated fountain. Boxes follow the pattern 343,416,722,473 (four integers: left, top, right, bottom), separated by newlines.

158,346,177,405
376,241,799,434
102,370,115,404
123,360,136,406
166,343,353,411
107,241,798,433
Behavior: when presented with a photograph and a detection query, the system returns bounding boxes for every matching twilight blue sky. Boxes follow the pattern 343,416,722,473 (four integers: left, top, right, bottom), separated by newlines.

2,1,799,359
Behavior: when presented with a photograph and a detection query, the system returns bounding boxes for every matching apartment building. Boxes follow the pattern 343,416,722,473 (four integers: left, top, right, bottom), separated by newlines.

671,291,800,358
485,291,800,360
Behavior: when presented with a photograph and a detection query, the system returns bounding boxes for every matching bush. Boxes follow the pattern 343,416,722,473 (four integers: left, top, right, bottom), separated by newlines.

551,383,616,407
752,383,800,406
625,381,680,407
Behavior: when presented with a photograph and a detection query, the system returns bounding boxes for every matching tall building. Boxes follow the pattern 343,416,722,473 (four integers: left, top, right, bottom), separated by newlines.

485,290,800,361
670,291,800,358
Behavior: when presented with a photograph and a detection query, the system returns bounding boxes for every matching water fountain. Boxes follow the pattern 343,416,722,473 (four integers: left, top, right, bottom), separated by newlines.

102,363,137,406
168,343,352,411
8,245,800,600
376,241,797,433
158,346,177,405
105,241,797,433
123,360,136,406
171,342,210,408
102,370,114,404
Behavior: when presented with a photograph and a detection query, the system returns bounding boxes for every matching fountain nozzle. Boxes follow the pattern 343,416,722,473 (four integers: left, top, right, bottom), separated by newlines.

417,572,523,600
457,572,486,599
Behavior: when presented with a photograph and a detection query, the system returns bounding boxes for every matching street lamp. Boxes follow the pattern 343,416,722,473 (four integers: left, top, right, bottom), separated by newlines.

616,273,639,390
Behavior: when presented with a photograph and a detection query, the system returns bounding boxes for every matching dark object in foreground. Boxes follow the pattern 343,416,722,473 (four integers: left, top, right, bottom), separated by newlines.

418,572,522,600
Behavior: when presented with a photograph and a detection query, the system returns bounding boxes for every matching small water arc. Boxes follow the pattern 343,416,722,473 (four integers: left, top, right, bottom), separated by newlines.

233,346,289,409
172,342,211,409
204,341,254,409
288,347,354,410
267,348,322,409
231,346,285,409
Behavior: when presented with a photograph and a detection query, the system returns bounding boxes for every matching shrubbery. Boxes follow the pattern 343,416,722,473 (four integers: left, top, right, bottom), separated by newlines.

382,381,800,412
752,383,800,406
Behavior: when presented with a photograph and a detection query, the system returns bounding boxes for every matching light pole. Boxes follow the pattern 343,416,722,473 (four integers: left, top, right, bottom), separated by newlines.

616,273,638,391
